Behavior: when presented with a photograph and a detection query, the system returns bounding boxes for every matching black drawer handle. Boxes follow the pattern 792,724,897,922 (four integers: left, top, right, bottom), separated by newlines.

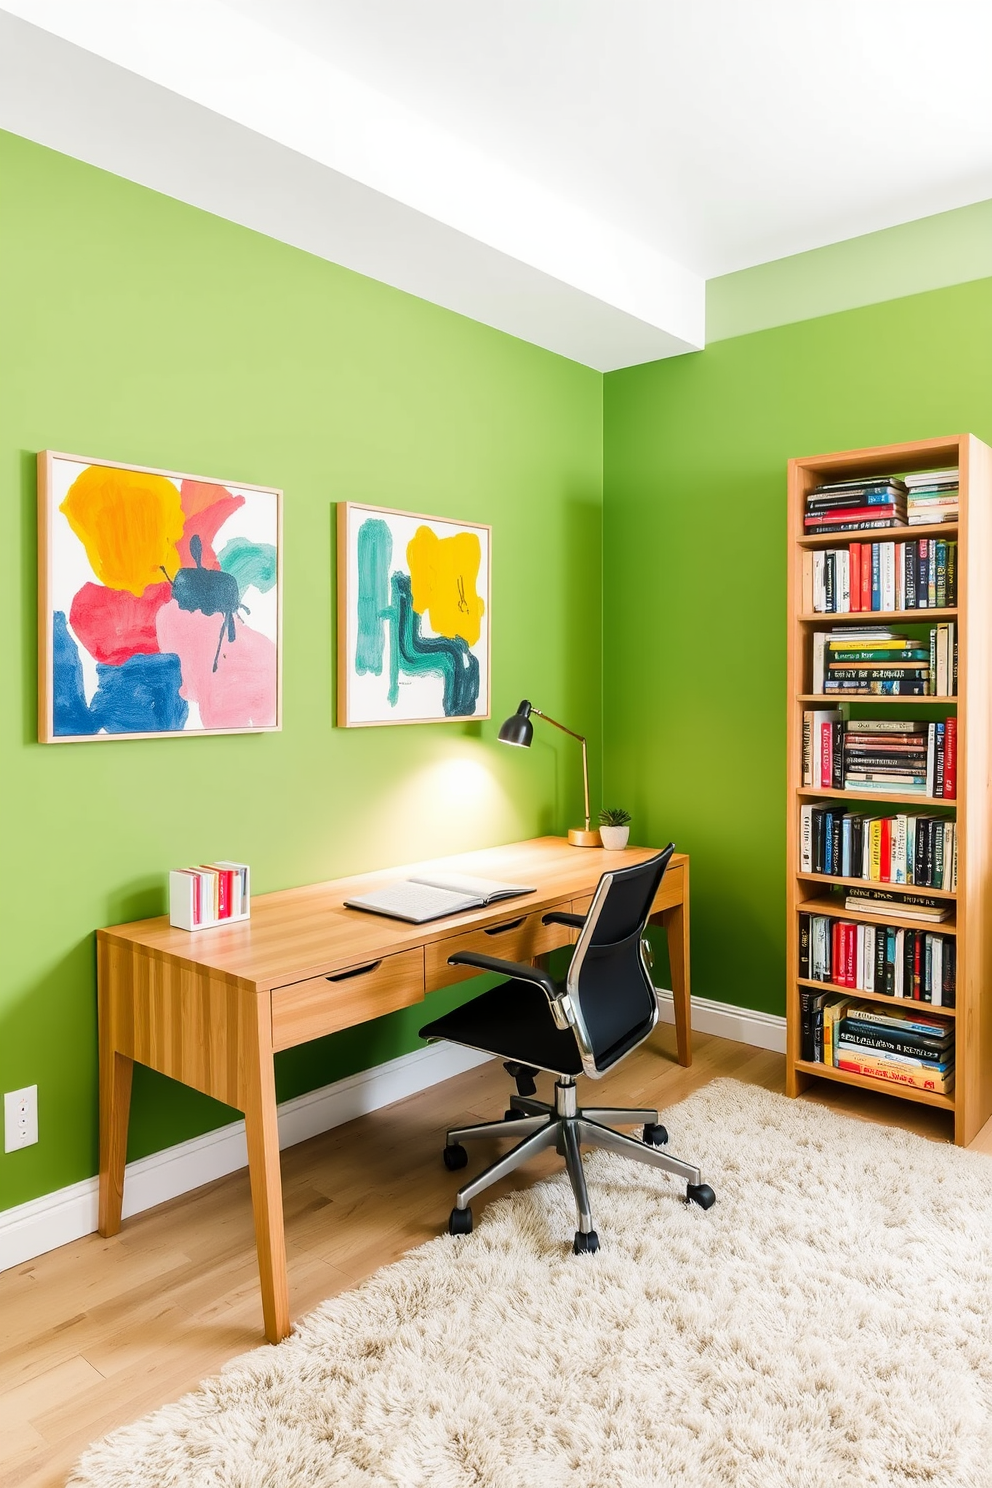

327,960,382,982
484,918,525,935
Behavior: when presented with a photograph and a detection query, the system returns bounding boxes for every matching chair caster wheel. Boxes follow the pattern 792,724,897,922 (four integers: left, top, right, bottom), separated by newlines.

504,1109,525,1121
686,1183,716,1210
643,1122,668,1146
573,1229,600,1255
442,1143,468,1170
448,1206,473,1236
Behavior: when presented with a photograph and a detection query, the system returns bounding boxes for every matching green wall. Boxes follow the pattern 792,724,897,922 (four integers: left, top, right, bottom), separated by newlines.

0,131,603,1214
604,274,992,1016
708,196,992,342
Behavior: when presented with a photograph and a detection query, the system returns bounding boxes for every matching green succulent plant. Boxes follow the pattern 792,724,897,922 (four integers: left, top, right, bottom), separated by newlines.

598,806,631,827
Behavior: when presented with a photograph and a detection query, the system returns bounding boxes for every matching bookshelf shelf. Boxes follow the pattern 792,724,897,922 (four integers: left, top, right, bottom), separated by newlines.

797,975,956,1017
792,1059,955,1111
796,871,956,901
797,609,957,624
786,434,992,1144
796,695,957,706
798,896,956,935
796,785,956,808
798,520,957,550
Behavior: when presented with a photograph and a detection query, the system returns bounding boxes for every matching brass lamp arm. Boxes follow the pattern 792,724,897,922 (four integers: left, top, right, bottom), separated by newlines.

531,708,591,831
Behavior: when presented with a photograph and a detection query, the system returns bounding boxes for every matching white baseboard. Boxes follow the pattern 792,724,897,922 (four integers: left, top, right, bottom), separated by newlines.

0,1040,490,1274
656,988,787,1054
0,994,784,1274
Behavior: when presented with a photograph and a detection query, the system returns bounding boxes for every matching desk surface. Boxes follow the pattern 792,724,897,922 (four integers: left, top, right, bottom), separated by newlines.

102,837,687,991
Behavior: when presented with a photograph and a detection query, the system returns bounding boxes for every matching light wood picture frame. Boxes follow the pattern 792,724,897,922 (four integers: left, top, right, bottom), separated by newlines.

336,501,491,727
38,450,283,743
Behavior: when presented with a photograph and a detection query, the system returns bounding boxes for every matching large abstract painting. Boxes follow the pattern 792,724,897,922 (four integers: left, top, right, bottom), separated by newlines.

39,451,281,742
337,502,490,727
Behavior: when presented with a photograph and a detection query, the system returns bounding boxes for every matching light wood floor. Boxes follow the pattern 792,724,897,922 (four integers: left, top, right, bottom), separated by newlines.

3,1025,991,1488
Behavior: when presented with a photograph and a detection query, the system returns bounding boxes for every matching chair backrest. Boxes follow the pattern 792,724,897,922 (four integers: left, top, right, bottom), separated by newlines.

565,845,675,1078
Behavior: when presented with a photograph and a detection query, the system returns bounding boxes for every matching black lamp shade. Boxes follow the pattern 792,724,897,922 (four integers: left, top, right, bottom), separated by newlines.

498,699,533,748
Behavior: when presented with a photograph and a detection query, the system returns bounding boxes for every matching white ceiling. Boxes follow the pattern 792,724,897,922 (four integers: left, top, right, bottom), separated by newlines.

3,0,992,369
225,0,992,277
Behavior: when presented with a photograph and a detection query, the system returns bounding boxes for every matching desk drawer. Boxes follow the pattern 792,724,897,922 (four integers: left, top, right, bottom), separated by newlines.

426,909,574,992
271,948,425,1051
572,864,684,921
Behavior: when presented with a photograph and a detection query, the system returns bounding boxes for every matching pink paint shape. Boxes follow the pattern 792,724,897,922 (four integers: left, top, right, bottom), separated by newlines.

156,599,276,729
69,581,172,665
177,481,245,569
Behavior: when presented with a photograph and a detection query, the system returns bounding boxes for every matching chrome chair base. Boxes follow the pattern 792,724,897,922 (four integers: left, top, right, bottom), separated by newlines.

444,1077,714,1248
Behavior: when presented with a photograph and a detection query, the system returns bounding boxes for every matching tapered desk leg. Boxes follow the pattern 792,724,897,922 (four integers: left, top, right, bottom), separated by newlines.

243,1031,290,1344
98,1049,133,1237
655,879,692,1067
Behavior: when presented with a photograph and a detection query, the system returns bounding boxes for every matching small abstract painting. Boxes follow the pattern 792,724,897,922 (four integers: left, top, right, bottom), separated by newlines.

337,502,490,727
38,451,281,742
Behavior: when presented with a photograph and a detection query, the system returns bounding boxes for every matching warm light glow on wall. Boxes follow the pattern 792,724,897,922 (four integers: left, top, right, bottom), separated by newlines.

364,744,520,861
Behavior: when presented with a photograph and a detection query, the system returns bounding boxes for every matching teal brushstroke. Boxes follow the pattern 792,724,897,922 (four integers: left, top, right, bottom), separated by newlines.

387,571,479,716
217,537,277,598
355,518,392,675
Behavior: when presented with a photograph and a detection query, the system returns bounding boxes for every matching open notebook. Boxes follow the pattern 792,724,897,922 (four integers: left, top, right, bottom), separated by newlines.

344,873,535,924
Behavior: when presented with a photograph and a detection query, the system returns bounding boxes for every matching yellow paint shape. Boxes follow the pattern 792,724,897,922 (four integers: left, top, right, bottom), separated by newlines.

60,467,184,596
407,526,485,646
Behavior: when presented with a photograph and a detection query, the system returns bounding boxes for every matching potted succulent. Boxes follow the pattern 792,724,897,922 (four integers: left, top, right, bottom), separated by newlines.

598,807,631,850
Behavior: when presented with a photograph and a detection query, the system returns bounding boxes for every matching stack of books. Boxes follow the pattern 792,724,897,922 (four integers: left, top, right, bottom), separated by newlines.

800,804,957,888
809,536,957,612
801,715,957,797
169,861,250,929
799,995,954,1094
804,475,907,533
812,625,955,695
799,910,956,1007
905,469,959,526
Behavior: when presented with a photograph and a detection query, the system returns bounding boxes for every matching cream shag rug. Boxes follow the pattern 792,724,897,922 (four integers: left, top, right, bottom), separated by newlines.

69,1080,992,1488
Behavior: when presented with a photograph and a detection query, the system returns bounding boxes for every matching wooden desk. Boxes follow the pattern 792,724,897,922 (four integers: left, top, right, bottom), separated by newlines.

97,837,690,1340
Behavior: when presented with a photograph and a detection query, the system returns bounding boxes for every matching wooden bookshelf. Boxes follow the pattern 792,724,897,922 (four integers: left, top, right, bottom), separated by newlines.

786,434,992,1144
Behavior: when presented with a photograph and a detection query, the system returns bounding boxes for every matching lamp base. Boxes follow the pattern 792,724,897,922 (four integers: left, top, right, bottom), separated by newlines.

568,827,602,848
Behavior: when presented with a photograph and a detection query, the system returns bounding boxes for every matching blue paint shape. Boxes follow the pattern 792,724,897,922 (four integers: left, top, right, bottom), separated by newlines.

218,537,277,597
355,518,391,676
388,572,480,717
52,610,100,735
90,652,189,733
52,611,188,734
168,534,245,672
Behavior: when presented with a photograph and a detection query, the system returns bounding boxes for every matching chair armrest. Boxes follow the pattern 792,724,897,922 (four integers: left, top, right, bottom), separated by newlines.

445,950,559,1001
541,911,586,930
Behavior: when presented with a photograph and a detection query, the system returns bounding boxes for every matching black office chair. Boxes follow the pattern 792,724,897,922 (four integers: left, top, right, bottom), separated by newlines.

419,845,715,1253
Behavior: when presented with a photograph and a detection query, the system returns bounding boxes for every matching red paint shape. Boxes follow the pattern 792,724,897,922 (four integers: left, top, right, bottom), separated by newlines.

69,581,171,665
156,599,276,729
177,481,245,569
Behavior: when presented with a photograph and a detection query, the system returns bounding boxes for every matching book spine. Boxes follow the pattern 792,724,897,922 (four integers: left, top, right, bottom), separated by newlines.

871,544,881,610
934,723,945,799
934,540,947,607
919,541,929,608
835,1054,953,1093
904,541,917,609
800,806,813,873
849,542,861,611
799,913,811,978
821,722,832,789
943,717,956,799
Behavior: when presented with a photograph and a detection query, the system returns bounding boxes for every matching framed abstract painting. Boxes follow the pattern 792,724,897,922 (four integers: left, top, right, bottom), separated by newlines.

38,451,282,742
337,502,490,727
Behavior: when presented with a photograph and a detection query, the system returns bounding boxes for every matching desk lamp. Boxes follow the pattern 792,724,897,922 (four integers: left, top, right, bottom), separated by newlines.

498,699,601,847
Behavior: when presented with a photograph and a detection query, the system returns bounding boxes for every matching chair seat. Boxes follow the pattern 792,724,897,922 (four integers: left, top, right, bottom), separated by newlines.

420,978,583,1076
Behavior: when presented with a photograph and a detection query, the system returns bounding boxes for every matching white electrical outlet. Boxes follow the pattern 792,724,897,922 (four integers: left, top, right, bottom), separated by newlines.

4,1085,38,1152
